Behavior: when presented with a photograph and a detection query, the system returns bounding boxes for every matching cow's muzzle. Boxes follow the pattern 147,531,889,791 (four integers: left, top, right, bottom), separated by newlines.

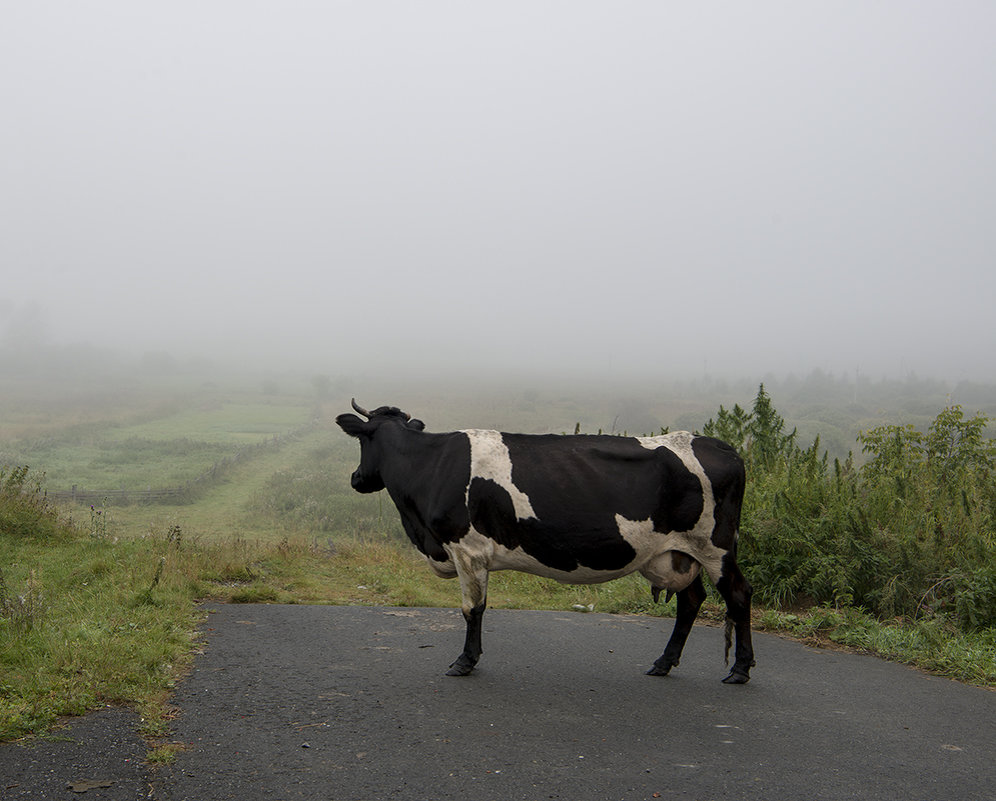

350,470,385,494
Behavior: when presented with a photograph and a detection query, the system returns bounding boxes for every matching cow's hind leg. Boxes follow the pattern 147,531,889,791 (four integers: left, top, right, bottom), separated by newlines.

715,555,755,684
446,550,490,676
647,574,706,676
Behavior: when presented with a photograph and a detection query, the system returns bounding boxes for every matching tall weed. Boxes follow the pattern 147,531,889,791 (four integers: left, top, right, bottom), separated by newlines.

711,389,996,633
0,466,67,541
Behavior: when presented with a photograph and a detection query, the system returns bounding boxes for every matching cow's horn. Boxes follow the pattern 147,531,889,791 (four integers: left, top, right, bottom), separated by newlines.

351,399,371,418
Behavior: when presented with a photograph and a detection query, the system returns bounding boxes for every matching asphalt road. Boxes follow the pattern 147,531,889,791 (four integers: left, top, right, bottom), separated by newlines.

2,604,994,800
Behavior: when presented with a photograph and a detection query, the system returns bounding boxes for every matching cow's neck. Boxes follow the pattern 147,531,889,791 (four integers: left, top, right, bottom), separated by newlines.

377,425,436,494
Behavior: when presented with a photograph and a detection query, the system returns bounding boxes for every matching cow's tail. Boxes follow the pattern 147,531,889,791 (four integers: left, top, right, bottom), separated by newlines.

724,527,744,665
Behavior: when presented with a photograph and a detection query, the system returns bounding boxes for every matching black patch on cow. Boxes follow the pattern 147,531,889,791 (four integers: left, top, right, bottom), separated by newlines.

650,445,705,533
503,433,705,528
671,551,695,574
467,478,518,550
467,476,636,572
469,477,580,571
397,500,452,562
378,430,472,560
691,436,746,551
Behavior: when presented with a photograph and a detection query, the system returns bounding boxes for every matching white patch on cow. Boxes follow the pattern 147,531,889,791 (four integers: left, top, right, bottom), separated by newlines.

463,429,536,520
444,530,494,613
615,514,725,585
424,556,458,579
487,541,634,584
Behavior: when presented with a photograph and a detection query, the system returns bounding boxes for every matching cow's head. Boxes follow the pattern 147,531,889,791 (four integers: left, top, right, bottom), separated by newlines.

336,399,425,493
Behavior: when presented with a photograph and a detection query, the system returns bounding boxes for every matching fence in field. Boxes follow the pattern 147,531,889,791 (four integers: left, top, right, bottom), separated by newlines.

48,485,192,506
47,425,314,507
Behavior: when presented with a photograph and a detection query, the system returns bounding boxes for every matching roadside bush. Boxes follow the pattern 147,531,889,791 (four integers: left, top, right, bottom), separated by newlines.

706,389,996,633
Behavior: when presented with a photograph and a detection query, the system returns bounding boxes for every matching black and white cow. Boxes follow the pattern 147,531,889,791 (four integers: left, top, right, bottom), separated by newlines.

337,400,755,684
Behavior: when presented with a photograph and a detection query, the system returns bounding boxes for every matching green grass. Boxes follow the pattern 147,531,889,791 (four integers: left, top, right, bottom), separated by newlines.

96,425,390,543
1,529,198,740
101,401,309,444
0,392,313,492
757,606,996,686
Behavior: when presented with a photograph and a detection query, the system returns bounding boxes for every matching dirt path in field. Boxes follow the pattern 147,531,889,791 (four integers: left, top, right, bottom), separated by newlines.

2,605,994,800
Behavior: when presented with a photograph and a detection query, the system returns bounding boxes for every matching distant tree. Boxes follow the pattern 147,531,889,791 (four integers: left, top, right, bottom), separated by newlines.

702,403,750,452
747,384,797,471
703,384,797,471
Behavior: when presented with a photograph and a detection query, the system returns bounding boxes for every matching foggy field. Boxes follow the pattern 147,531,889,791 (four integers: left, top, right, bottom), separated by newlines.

1,366,993,545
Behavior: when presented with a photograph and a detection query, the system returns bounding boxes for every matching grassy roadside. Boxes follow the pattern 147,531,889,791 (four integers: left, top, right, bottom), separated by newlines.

4,521,994,746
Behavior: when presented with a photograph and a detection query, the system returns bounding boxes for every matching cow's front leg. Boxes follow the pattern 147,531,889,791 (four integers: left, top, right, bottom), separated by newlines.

446,601,486,676
446,549,490,676
647,574,706,676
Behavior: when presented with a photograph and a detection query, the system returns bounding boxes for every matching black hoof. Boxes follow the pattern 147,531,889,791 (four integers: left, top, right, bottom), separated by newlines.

646,660,675,677
445,657,476,676
721,669,750,684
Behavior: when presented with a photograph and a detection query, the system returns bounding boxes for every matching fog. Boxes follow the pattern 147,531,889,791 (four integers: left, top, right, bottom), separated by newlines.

2,2,995,386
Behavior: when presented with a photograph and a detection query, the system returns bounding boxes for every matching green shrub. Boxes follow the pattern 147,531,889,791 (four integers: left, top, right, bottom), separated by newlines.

707,389,996,634
0,466,69,541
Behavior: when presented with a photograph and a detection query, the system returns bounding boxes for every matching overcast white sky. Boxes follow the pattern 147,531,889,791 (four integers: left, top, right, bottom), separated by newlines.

2,2,994,383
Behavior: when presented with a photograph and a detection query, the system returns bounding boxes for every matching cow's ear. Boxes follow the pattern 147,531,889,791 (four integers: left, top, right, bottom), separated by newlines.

408,418,425,432
336,413,369,438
